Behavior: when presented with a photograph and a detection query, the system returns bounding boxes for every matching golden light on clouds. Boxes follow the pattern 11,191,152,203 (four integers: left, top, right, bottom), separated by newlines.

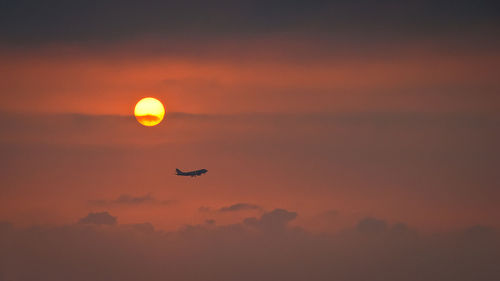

134,97,165,127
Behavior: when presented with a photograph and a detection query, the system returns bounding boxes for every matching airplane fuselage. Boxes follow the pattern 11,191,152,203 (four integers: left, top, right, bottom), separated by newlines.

176,169,208,177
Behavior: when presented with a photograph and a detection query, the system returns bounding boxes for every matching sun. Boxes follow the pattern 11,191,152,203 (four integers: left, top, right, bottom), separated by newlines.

134,97,165,127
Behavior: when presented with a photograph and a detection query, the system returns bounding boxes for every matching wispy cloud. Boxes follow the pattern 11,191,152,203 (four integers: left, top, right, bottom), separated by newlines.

219,203,262,212
88,194,176,206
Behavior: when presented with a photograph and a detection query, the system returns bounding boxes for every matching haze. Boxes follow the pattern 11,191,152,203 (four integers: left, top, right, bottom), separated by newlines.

1,1,499,280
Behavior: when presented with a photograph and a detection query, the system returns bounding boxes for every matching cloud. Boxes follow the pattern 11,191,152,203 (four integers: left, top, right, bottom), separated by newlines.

260,208,297,225
199,203,263,213
77,211,117,225
88,194,176,206
135,114,161,123
1,211,500,281
244,208,298,233
219,203,261,212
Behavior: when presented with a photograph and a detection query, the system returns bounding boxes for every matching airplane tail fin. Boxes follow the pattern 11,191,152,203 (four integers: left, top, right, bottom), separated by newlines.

176,168,183,174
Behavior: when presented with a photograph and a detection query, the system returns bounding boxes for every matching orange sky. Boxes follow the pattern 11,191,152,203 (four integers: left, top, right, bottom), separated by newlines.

1,39,499,116
2,2,500,280
0,38,499,233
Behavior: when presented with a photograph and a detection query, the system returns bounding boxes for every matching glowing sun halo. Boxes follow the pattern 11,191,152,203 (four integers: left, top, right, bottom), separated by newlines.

134,97,165,127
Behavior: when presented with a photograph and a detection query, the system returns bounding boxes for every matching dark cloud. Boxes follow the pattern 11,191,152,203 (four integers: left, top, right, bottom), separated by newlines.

1,211,499,281
244,208,298,233
219,203,261,212
0,0,499,45
77,211,117,225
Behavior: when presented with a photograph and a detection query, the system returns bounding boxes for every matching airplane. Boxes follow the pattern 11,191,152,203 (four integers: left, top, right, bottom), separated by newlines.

176,168,208,177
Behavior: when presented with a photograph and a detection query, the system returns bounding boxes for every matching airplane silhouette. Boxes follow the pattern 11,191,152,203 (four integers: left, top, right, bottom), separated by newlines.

176,168,208,177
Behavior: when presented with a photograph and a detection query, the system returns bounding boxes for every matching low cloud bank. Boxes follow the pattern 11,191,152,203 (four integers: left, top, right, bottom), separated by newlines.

1,209,499,281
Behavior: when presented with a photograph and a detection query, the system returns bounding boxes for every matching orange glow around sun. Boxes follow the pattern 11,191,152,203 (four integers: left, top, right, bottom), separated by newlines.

134,97,165,126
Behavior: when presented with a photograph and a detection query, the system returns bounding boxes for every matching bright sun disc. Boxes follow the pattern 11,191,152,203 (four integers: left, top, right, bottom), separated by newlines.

134,97,165,127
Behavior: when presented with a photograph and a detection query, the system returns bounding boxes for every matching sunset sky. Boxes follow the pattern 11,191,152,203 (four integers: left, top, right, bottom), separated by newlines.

1,1,499,280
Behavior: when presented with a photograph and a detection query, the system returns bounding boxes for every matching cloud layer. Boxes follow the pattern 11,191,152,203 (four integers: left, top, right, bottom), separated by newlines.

1,0,499,45
1,210,499,281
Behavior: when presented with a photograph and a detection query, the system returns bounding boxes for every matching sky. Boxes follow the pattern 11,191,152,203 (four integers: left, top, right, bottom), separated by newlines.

1,1,500,280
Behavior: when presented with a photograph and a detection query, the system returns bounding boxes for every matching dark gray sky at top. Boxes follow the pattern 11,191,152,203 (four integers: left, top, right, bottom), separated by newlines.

1,0,499,45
